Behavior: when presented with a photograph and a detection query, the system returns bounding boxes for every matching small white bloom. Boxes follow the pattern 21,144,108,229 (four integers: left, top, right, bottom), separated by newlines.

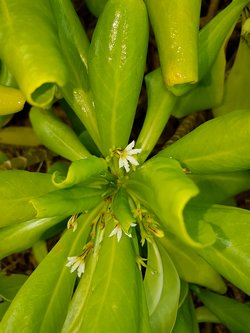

109,222,136,242
118,141,142,173
66,256,85,278
109,224,123,242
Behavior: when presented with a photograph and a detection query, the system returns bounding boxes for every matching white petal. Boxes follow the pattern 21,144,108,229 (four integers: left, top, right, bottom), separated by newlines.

77,262,85,277
126,155,139,166
119,157,130,172
116,227,123,242
125,140,135,151
70,260,80,273
109,226,118,238
129,148,142,155
66,256,77,267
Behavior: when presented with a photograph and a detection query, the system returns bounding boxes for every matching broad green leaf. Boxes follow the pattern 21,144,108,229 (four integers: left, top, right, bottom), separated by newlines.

214,18,250,116
31,184,107,218
0,302,9,321
194,287,250,333
0,273,28,301
52,157,107,188
49,0,101,146
136,68,177,162
0,170,57,227
172,292,199,333
85,0,108,17
160,236,226,293
88,0,149,155
0,0,67,107
145,0,200,90
0,85,25,115
0,60,17,87
189,171,250,205
32,240,49,264
0,210,94,333
196,306,220,323
49,0,89,70
29,107,90,161
160,110,250,173
144,241,180,333
192,204,250,295
127,156,215,248
0,216,65,260
0,126,40,146
0,114,12,128
62,217,145,333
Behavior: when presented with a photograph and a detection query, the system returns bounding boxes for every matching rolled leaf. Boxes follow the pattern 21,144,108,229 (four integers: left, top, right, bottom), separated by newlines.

0,0,67,107
127,156,216,248
172,0,249,95
0,85,25,115
52,156,107,188
145,0,200,90
0,170,57,227
172,40,226,118
88,0,149,155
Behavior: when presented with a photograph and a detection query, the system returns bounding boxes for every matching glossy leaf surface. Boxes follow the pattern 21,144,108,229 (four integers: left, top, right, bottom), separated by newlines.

88,0,148,155
0,216,65,260
0,85,25,115
0,0,67,107
145,0,200,89
62,219,145,333
31,184,107,218
0,212,93,333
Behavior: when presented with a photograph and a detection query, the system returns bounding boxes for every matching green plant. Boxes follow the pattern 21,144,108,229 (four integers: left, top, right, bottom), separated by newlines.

0,0,250,332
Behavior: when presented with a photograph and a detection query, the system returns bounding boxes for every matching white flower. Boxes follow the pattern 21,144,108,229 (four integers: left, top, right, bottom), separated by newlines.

66,256,85,278
118,141,142,172
109,223,136,242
